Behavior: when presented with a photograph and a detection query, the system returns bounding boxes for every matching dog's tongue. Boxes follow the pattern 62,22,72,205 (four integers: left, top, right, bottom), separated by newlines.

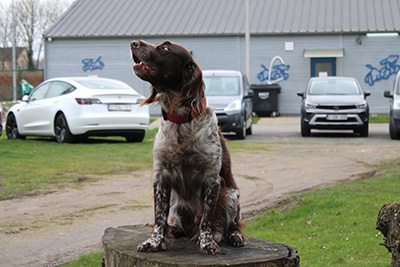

133,63,153,74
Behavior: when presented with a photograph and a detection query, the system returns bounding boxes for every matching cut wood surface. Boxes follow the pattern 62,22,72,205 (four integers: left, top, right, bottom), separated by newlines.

102,225,299,266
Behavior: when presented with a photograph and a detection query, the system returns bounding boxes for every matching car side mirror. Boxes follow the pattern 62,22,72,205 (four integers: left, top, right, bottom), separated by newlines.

297,91,304,98
364,91,371,98
22,95,29,102
245,89,254,99
384,90,393,98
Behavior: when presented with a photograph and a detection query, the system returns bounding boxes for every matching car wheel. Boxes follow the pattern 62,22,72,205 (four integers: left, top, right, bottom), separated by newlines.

6,113,25,140
54,113,75,143
359,122,369,137
246,114,253,135
389,116,400,140
246,124,253,135
125,132,145,143
236,116,246,140
301,117,311,137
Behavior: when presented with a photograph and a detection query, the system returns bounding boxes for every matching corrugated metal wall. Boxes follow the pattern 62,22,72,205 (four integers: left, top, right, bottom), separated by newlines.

45,34,400,115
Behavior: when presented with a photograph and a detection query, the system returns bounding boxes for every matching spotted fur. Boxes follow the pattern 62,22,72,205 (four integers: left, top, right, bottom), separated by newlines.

131,40,246,254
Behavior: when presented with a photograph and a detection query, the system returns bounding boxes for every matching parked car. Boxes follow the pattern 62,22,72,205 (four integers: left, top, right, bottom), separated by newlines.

203,70,253,139
6,76,149,143
297,77,370,137
384,71,400,139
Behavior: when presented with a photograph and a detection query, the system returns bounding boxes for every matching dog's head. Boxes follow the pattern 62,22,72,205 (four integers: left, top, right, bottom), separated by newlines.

131,40,205,118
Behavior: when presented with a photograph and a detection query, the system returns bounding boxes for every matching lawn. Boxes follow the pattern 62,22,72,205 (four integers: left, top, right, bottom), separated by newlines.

0,129,158,199
246,168,399,266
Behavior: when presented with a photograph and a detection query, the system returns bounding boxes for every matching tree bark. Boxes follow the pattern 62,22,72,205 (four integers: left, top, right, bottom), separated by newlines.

102,225,299,267
377,202,400,267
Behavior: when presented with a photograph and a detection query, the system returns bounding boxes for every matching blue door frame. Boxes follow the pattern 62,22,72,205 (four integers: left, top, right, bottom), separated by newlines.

311,58,336,77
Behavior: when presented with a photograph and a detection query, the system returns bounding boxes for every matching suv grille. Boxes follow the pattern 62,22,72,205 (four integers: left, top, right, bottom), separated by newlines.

316,105,357,110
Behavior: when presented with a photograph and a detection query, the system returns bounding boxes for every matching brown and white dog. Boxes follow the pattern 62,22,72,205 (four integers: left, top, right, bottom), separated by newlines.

130,40,245,254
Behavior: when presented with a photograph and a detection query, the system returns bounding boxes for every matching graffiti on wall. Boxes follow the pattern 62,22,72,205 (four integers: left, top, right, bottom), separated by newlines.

364,55,400,86
82,56,105,72
257,56,290,84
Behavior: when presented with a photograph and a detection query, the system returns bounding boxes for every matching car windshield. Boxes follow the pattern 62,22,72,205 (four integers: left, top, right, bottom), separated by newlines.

204,76,240,96
308,79,361,95
70,78,135,91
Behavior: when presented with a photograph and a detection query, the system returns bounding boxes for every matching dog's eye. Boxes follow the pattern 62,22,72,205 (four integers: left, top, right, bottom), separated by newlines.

162,46,169,51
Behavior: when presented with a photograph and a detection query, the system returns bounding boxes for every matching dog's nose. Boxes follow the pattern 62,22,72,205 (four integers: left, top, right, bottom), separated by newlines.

131,41,140,49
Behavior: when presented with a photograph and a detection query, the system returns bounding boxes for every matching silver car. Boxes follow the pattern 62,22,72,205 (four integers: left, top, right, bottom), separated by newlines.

203,70,253,139
297,77,370,137
384,71,400,139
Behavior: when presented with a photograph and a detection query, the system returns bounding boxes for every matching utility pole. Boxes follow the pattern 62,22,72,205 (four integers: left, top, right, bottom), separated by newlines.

12,0,17,101
245,0,250,83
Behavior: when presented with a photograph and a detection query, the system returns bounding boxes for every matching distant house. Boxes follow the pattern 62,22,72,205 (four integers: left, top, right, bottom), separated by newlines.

44,0,400,115
0,47,28,70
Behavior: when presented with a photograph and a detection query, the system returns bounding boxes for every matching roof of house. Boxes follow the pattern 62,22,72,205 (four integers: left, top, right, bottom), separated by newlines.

45,0,400,38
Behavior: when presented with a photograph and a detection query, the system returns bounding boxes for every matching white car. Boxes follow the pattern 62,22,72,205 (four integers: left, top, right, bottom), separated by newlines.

6,76,149,143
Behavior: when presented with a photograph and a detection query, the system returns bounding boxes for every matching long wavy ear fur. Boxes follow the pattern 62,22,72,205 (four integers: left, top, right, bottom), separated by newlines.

140,85,159,106
173,60,206,119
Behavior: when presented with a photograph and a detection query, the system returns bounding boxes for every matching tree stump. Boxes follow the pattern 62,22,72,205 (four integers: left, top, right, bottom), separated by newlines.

102,225,299,267
377,202,400,267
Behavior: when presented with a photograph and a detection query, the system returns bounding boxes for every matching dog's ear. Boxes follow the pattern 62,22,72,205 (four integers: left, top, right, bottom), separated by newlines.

141,85,159,106
179,60,206,119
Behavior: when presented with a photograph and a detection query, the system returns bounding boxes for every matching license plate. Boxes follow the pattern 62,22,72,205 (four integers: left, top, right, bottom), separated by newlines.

108,104,132,111
326,114,347,120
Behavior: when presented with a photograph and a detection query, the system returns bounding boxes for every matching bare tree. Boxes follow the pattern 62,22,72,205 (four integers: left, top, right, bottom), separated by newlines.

2,0,71,69
14,0,39,69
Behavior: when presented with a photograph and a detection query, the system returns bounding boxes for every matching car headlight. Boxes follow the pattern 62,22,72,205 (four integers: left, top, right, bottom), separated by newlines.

356,102,367,109
305,101,317,109
394,99,400,110
224,100,242,112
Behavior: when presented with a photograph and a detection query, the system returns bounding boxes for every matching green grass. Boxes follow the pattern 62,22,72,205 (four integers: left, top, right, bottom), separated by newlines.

61,252,104,267
245,167,400,266
0,129,158,199
370,115,390,123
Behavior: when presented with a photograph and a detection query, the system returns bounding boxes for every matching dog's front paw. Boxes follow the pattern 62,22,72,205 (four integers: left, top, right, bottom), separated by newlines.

228,231,246,247
137,236,167,252
197,232,220,255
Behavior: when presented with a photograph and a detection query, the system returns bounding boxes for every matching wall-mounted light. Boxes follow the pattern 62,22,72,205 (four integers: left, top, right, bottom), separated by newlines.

356,36,362,45
47,37,52,42
366,32,399,37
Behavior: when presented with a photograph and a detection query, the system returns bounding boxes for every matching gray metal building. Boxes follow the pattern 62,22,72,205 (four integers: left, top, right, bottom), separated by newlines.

44,0,400,115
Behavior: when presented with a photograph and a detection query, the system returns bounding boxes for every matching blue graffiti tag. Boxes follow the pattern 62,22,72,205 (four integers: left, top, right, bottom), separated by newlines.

82,56,105,72
364,55,400,86
257,56,290,84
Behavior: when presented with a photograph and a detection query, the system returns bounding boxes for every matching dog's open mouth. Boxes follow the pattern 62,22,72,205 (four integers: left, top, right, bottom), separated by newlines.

131,52,155,76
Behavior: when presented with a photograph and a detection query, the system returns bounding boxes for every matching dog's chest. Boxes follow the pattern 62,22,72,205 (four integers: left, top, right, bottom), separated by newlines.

153,112,222,196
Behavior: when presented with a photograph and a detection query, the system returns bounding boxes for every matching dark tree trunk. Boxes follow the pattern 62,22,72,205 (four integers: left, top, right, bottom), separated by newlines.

377,202,400,267
102,225,300,267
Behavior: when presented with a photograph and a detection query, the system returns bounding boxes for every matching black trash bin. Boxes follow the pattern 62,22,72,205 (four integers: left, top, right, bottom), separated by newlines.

251,84,281,117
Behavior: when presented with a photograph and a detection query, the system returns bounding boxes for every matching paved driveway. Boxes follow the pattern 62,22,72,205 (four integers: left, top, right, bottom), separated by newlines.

246,117,391,144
